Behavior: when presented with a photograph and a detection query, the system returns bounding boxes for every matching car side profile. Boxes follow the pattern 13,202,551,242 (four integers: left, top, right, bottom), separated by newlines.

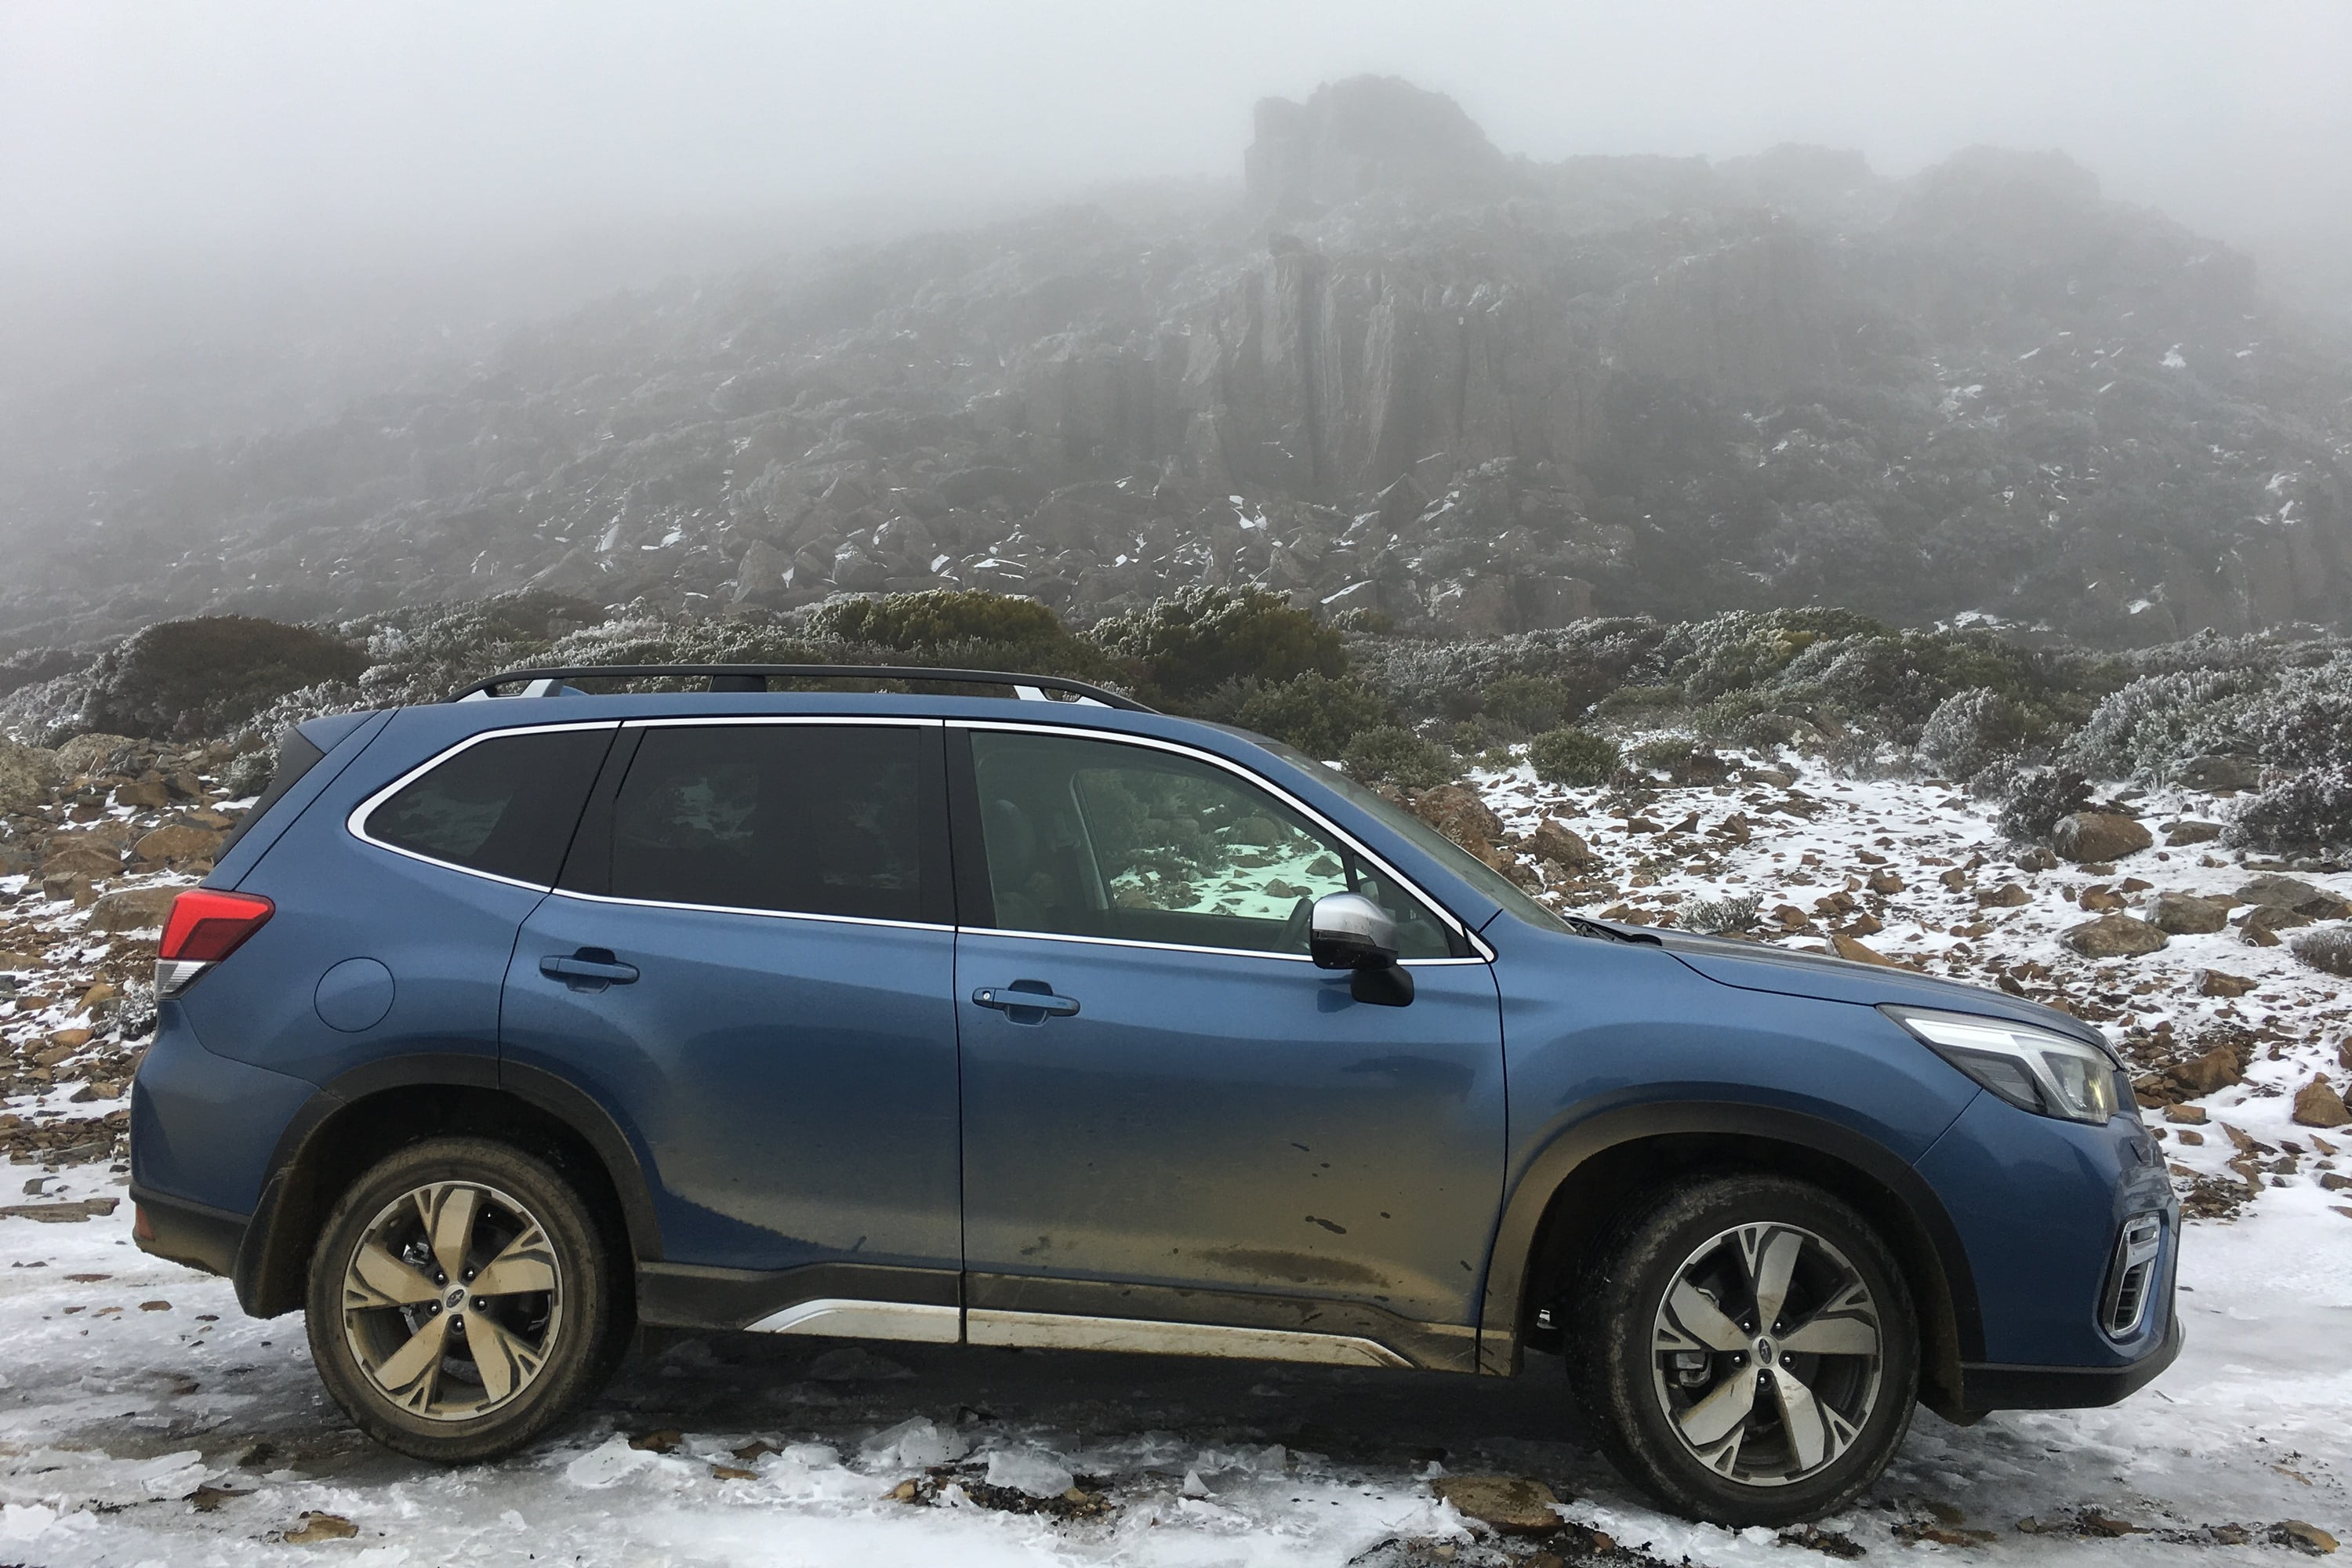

129,664,2179,1525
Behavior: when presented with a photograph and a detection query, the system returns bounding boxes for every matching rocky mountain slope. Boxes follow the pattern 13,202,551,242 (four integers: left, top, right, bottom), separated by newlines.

5,78,2348,654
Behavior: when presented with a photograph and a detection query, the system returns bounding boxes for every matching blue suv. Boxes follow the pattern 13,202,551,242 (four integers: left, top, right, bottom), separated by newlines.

129,664,2178,1524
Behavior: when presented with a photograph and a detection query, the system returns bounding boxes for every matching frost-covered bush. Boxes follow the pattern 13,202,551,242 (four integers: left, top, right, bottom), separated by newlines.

1918,687,2031,780
2241,658,2352,771
2229,766,2352,855
1994,766,2091,844
1690,691,1802,750
2063,666,2268,782
1087,585,1343,702
1681,893,1762,935
1530,727,1621,786
1341,725,1451,790
1479,673,1580,737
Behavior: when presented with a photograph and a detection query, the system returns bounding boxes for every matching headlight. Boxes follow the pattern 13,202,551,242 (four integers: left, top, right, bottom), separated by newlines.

1882,1007,2128,1125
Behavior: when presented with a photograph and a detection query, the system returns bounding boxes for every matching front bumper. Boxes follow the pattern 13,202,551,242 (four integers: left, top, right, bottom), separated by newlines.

1958,1312,2183,1410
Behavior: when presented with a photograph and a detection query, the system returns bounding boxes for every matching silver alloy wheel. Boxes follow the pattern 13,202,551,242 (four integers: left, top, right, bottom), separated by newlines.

339,1181,563,1422
1650,1221,1884,1487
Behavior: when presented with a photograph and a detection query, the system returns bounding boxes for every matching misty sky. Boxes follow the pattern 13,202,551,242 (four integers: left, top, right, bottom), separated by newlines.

5,0,2350,284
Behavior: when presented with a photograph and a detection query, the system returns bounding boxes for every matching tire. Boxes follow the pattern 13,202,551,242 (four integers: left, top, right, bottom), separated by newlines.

1564,1173,1918,1526
304,1137,625,1463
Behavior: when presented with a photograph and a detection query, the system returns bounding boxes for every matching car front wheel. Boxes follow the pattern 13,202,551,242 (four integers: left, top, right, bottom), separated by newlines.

304,1137,623,1462
1566,1174,1918,1526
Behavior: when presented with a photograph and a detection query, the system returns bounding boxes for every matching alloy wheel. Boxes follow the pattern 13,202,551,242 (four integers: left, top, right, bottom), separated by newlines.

339,1181,563,1421
1649,1221,1884,1487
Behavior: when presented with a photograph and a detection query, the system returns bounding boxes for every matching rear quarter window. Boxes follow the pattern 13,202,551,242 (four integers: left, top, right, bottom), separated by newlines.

361,726,612,886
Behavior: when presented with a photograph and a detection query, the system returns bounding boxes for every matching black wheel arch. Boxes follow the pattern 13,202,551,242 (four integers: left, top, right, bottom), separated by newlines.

234,1052,662,1318
1479,1099,1984,1420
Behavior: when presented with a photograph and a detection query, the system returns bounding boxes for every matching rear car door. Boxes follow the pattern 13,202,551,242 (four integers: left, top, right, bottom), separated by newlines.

949,724,1506,1369
502,718,962,1322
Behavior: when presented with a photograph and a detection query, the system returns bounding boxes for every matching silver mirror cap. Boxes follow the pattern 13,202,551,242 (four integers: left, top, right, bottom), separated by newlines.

1309,891,1399,969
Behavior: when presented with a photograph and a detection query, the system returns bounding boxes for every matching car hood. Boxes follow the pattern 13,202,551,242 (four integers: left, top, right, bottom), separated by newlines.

1652,928,2104,1044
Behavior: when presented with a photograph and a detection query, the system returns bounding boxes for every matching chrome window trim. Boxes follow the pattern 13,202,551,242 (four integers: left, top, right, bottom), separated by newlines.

619,714,942,731
545,885,953,935
959,924,1486,967
346,719,622,891
954,718,1496,964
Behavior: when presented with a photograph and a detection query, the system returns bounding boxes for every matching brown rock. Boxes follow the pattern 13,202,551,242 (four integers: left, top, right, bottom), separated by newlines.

1712,812,1751,844
1526,818,1599,871
1938,868,1967,891
2238,875,2352,920
2060,914,2169,959
1866,869,1904,895
1772,904,1809,929
41,840,122,880
89,885,183,933
2272,1521,2337,1555
2243,905,2314,946
1828,933,1898,967
2147,892,2231,935
282,1512,358,1544
2292,1076,2352,1130
133,824,225,869
2052,811,2153,863
2162,820,2223,845
2172,1046,2246,1097
2198,968,2257,997
1412,785,1504,856
2078,885,2125,912
113,775,172,810
1978,883,2031,908
52,733,140,775
1430,1475,1563,1534
2163,1104,2207,1124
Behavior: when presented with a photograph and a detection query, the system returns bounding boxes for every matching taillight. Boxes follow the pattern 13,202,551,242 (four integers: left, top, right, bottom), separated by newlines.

155,888,274,999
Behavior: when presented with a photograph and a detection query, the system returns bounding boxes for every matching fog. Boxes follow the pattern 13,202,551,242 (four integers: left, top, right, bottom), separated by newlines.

3,0,2349,466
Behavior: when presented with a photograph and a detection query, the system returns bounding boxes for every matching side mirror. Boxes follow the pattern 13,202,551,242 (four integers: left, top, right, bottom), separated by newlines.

1309,891,1397,970
1309,891,1415,1007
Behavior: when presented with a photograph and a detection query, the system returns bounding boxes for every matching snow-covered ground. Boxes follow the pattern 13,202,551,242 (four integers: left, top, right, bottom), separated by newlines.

3,748,2349,1563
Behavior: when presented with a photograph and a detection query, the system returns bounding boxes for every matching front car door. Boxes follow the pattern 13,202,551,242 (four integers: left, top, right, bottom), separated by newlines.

950,724,1506,1371
502,717,962,1336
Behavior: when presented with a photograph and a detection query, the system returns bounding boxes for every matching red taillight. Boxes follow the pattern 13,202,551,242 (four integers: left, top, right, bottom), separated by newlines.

159,889,274,964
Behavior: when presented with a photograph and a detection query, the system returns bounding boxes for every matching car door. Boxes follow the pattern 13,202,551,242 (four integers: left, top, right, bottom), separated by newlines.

502,717,962,1323
950,724,1506,1370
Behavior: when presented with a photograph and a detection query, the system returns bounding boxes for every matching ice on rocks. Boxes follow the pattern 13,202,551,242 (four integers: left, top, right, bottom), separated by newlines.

860,1417,967,1471
982,1447,1076,1497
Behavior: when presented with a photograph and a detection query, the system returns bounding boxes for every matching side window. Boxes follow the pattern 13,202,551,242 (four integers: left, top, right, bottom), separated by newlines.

608,724,927,923
968,730,1453,957
364,727,612,885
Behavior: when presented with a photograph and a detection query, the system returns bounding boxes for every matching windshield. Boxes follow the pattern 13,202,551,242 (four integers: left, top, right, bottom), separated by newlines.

1241,734,1577,938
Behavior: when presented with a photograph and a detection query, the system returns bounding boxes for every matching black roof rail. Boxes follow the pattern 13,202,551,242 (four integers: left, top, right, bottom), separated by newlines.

447,663,1154,713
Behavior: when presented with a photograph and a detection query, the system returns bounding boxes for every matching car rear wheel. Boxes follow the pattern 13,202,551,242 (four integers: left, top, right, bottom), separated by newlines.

304,1137,623,1462
1565,1174,1918,1526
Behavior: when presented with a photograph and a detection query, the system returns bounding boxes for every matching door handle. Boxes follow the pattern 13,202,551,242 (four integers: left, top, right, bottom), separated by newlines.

972,985,1079,1020
541,949,640,989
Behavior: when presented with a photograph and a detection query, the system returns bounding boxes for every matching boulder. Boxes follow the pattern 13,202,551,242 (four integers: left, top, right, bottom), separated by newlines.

2170,1045,2245,1098
132,824,224,869
1525,818,1599,870
41,838,122,880
1866,869,1904,895
2051,812,2152,863
2161,820,2223,846
2292,1076,2352,1130
2241,905,2314,946
1828,933,1899,967
1410,784,1504,855
0,740,60,815
89,885,182,934
2178,754,2260,792
2060,913,2169,958
50,733,143,776
2290,925,2352,978
2147,892,2230,935
2236,875,2352,920
1977,883,2031,908
2196,968,2257,997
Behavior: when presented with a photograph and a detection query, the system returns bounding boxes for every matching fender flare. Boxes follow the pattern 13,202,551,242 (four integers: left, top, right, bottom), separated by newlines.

232,1051,663,1316
1475,1099,1984,1397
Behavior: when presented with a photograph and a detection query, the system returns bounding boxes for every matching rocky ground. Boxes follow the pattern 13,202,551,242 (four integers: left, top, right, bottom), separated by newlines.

1,728,2349,1563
